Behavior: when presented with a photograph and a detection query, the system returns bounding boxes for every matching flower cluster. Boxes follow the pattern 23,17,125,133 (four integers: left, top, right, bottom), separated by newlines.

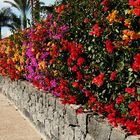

0,33,26,80
0,0,140,135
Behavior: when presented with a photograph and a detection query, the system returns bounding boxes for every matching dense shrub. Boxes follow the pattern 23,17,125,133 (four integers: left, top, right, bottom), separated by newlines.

0,0,140,135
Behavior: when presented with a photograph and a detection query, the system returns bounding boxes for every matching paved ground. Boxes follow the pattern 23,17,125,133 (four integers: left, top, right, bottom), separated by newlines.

0,92,44,140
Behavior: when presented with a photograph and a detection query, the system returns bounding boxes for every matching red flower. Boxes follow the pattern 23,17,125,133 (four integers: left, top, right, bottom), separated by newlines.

133,7,140,16
106,40,114,54
125,120,138,135
77,57,85,66
104,103,115,113
68,96,77,104
67,58,72,66
101,0,109,7
88,96,96,104
107,112,117,126
125,87,135,96
128,102,137,109
71,51,79,60
76,71,82,80
49,59,55,64
129,0,140,6
116,95,124,104
71,65,78,72
79,84,83,90
132,53,140,72
72,81,79,88
110,71,117,81
129,0,140,16
92,73,104,87
45,77,50,86
55,4,65,13
103,6,108,12
101,0,109,11
76,107,84,114
59,79,68,90
84,18,90,23
89,23,102,37
9,41,14,46
85,90,91,97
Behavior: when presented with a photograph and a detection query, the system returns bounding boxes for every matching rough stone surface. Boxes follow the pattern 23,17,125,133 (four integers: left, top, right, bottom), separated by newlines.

0,76,139,140
64,125,75,140
125,136,140,140
85,133,94,140
88,115,112,140
65,105,78,125
77,113,89,134
75,127,85,140
110,128,126,140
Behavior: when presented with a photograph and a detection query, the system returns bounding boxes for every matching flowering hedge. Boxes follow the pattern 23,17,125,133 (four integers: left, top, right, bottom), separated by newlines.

0,0,140,135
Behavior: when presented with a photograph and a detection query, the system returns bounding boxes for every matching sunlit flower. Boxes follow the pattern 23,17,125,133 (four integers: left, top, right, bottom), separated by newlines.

38,61,46,70
92,73,104,87
106,10,118,24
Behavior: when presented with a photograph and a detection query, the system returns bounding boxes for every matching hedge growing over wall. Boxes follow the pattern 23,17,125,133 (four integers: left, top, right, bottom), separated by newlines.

0,0,140,135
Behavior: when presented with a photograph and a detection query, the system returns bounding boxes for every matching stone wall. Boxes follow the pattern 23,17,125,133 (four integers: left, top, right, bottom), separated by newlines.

0,77,139,140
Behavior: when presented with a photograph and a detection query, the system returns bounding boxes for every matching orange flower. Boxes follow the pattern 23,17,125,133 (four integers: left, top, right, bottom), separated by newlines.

124,19,131,28
38,61,46,70
122,29,140,42
106,10,118,24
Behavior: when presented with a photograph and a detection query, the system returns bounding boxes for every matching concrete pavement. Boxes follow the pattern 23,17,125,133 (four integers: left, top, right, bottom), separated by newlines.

0,92,44,140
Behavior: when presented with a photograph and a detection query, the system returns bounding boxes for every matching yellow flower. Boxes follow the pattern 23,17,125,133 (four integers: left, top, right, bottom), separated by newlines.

47,42,51,46
20,57,24,64
125,9,133,15
53,70,58,77
32,47,34,53
22,49,26,55
13,53,20,62
36,52,40,59
39,61,46,70
46,47,50,51
122,34,129,41
138,32,140,37
5,46,10,54
15,65,23,72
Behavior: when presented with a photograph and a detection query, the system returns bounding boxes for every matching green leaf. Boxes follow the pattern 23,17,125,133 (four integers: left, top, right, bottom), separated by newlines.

117,61,125,72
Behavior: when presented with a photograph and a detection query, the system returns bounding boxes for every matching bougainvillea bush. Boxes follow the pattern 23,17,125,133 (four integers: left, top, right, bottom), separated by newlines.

0,32,27,80
0,0,140,135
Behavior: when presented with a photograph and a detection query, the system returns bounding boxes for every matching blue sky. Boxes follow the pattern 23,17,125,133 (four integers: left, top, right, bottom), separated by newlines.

0,0,56,38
